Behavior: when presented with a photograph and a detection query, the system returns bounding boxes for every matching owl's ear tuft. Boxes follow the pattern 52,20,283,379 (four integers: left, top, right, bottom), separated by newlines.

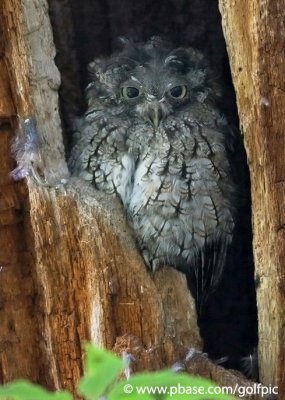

165,47,223,102
88,54,134,90
86,57,126,103
165,48,207,73
164,48,190,72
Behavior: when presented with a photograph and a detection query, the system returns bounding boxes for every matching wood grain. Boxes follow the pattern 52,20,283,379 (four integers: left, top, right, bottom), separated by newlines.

219,0,285,390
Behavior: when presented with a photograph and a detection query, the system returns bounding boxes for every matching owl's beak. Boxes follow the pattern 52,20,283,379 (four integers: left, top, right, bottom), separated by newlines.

148,106,163,129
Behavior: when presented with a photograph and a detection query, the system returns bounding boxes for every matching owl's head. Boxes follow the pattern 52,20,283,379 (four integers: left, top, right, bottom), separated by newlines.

87,37,221,128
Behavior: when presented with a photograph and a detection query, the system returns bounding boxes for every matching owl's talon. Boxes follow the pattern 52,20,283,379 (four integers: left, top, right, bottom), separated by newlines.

10,165,29,181
30,164,51,187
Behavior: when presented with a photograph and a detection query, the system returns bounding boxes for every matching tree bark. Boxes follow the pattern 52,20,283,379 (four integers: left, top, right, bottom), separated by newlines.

0,0,282,399
219,0,285,391
0,0,203,394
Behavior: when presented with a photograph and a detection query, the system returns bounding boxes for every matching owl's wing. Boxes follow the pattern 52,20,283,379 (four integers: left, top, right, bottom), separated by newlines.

68,118,96,180
68,114,117,184
69,112,135,206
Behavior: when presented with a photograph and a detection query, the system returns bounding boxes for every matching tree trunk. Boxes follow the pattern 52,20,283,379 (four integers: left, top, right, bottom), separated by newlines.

0,0,283,399
219,0,285,391
0,0,203,393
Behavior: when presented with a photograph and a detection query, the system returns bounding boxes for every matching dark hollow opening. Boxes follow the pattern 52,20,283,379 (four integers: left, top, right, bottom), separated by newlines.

48,0,258,377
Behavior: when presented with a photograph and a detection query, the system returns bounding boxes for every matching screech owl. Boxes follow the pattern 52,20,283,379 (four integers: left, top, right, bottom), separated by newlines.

69,37,236,305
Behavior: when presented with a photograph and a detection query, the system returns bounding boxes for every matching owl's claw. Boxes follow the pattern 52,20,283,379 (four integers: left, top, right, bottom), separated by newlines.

30,163,51,187
11,158,68,188
10,158,49,187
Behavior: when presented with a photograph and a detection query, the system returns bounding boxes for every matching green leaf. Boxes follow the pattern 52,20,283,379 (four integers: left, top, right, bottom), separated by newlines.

108,371,235,400
78,344,124,400
0,380,72,400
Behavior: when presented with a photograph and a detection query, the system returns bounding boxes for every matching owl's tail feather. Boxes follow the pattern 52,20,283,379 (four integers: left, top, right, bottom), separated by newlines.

194,237,230,314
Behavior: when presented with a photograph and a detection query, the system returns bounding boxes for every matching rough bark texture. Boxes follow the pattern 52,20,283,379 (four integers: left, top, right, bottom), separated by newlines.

0,0,203,394
0,123,41,385
0,0,282,399
219,0,285,391
27,181,203,384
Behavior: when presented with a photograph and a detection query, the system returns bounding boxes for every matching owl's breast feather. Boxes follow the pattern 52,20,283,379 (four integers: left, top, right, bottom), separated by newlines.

113,153,136,207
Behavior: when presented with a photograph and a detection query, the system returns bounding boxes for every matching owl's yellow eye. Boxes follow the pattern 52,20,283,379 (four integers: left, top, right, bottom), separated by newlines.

121,86,140,99
169,85,188,99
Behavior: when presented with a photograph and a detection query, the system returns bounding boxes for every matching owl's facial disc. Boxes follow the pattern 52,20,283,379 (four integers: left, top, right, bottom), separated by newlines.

120,74,190,129
145,84,189,128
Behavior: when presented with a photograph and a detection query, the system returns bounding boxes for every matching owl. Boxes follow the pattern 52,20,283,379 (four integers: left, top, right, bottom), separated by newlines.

69,37,236,305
